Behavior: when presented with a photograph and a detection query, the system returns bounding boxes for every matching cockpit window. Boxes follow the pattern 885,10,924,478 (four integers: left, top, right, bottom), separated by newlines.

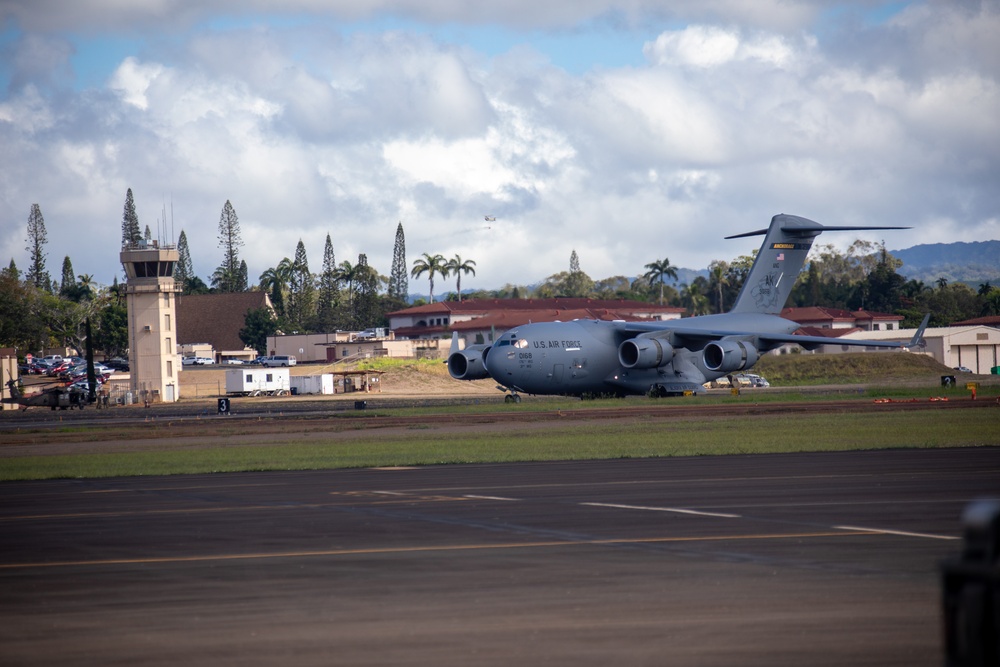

495,340,511,347
514,339,528,349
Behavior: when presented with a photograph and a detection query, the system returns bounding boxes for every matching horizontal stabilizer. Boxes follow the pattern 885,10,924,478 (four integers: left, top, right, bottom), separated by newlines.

728,214,911,315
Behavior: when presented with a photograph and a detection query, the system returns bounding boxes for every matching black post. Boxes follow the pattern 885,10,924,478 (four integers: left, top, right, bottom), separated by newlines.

942,500,1000,666
85,317,97,404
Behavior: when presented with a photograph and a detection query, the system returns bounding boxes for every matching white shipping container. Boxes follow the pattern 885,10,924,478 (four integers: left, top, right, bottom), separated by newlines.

226,368,290,395
290,374,335,395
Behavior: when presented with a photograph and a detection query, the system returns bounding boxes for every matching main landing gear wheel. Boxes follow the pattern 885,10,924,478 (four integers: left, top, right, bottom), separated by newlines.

504,394,521,404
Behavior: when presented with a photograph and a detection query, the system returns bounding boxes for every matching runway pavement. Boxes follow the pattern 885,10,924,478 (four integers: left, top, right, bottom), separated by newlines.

2,447,998,666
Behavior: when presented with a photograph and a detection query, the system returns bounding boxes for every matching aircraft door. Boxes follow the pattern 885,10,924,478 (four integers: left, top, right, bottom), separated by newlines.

550,364,564,384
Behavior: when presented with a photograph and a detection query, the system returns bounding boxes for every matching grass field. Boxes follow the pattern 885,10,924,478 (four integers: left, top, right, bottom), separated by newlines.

2,404,996,481
3,353,997,481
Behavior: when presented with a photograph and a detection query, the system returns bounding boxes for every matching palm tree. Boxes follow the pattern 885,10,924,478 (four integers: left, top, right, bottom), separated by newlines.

681,282,710,316
334,260,358,309
259,259,294,317
411,253,448,302
446,254,476,302
643,258,678,305
77,273,95,300
708,261,729,314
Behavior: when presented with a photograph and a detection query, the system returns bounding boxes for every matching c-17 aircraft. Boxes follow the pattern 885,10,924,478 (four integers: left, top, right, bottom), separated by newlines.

447,213,930,401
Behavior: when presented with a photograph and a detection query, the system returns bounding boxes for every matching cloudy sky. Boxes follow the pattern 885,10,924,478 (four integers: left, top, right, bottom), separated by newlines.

1,0,997,295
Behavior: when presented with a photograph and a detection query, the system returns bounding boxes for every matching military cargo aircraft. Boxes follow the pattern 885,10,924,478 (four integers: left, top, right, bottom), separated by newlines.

447,214,929,401
3,374,89,410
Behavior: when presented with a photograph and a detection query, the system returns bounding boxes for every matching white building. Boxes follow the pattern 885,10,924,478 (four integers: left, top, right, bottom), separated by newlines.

831,325,1000,373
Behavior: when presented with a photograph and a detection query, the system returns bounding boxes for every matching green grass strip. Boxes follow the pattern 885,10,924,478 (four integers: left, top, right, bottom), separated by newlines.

1,408,996,481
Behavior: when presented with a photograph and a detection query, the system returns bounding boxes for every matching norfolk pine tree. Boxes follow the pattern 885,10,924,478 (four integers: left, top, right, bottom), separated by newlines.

388,222,408,301
316,233,341,331
214,200,243,292
287,240,315,330
352,253,380,329
175,230,194,290
59,256,75,297
25,203,50,291
120,188,141,247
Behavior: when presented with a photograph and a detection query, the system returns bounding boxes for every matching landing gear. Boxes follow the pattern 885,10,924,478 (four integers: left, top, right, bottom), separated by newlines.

504,393,522,404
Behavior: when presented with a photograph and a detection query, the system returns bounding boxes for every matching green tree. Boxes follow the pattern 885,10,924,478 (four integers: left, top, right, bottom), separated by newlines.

259,259,293,319
446,254,476,302
144,225,152,243
388,222,408,302
286,240,315,331
237,260,249,292
0,271,45,352
175,230,194,290
239,306,278,356
316,233,341,331
335,259,358,313
25,203,50,291
681,279,710,316
855,245,905,312
708,260,729,314
643,258,678,305
3,259,20,281
184,276,211,295
351,254,380,329
411,253,448,302
120,188,141,248
59,256,75,297
94,300,128,359
213,200,243,293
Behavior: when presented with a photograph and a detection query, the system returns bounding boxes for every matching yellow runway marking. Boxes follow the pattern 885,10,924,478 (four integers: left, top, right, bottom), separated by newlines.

0,530,877,570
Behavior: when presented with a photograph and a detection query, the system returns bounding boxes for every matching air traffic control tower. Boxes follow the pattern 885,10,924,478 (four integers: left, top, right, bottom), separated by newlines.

120,241,181,403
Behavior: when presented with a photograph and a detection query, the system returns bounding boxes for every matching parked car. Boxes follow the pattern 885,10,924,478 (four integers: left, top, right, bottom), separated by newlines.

262,355,296,367
953,366,973,373
224,359,244,365
104,358,130,372
250,356,269,366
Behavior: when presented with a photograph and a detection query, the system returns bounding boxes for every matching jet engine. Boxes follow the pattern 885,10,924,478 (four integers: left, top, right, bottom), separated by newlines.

618,336,674,370
703,338,759,373
447,346,492,380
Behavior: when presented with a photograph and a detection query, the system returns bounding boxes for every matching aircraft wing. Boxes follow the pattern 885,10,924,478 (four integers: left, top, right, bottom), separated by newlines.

617,313,929,351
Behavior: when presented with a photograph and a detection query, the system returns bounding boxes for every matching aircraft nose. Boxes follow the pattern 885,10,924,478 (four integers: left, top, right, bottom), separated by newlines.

485,346,508,377
484,342,515,380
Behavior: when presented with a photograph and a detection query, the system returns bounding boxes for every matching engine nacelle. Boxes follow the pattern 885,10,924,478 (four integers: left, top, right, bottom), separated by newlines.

447,346,492,380
618,337,674,370
703,338,759,373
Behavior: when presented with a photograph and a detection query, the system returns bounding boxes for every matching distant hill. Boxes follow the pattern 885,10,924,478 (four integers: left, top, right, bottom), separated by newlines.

892,240,1000,285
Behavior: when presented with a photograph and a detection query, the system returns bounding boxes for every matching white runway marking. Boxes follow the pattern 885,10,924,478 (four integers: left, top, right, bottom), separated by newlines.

834,525,959,540
464,495,519,501
581,502,741,519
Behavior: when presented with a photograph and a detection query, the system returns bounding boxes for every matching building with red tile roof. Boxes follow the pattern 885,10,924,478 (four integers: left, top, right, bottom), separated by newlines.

387,298,685,346
780,306,903,331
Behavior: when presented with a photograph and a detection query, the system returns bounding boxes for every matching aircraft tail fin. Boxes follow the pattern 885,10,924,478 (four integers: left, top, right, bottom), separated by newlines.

908,313,931,348
727,214,910,315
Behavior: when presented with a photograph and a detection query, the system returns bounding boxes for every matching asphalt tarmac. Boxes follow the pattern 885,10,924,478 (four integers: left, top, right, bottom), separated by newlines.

2,447,997,666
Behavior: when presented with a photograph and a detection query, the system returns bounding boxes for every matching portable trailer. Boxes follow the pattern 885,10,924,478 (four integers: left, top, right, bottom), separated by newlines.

225,368,290,396
290,374,335,395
